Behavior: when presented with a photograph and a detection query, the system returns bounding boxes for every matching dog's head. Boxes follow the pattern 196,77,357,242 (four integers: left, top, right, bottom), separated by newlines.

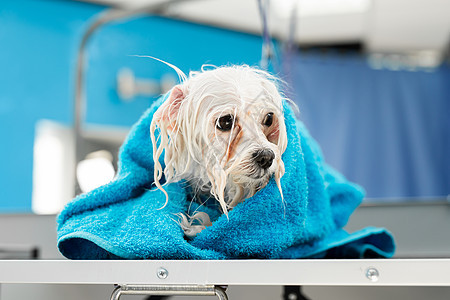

150,65,288,214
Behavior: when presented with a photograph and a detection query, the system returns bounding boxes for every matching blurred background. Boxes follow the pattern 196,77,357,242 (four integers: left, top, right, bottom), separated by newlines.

0,0,449,299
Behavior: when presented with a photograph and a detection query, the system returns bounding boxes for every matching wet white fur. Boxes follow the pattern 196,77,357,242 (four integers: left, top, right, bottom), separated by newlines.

149,65,288,236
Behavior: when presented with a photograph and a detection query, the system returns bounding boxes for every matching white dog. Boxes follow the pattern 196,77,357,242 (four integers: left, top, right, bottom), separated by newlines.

150,65,288,237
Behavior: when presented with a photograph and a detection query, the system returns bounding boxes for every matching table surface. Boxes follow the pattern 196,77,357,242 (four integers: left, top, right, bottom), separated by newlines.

0,259,449,286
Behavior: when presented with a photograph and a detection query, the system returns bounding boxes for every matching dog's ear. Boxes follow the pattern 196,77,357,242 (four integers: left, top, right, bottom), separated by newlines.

150,85,187,208
155,85,186,131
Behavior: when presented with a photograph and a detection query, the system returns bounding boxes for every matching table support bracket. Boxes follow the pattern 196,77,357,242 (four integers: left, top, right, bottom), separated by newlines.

110,284,228,300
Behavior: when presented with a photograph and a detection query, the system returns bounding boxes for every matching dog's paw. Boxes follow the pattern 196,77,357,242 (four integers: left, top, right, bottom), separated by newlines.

176,211,212,238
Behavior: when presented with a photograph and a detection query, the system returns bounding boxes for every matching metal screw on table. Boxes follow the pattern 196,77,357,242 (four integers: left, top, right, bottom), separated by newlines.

366,267,380,282
157,268,168,279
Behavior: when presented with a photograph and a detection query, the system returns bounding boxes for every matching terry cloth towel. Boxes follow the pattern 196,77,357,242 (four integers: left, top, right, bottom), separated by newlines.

57,94,395,260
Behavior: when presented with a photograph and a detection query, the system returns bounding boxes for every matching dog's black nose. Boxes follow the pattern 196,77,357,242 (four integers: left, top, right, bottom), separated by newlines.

252,149,275,170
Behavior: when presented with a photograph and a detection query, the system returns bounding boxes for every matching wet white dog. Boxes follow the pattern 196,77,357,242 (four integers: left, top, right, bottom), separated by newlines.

150,65,288,237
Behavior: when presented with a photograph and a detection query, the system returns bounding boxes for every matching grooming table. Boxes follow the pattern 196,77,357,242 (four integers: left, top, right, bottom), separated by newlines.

0,259,449,299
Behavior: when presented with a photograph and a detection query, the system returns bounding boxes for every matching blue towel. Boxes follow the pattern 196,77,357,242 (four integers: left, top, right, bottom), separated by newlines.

57,94,395,259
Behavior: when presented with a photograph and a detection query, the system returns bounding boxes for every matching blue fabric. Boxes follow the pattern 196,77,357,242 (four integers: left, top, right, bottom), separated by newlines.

57,94,395,259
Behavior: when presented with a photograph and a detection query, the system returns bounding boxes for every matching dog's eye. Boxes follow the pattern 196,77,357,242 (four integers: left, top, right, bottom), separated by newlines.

263,113,274,127
216,114,235,131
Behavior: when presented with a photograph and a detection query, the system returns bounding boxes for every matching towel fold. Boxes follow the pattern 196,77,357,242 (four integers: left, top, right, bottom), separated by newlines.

57,94,395,259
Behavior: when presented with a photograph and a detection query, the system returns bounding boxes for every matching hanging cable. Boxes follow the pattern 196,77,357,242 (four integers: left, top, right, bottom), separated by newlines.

257,0,277,71
286,0,299,54
283,0,299,87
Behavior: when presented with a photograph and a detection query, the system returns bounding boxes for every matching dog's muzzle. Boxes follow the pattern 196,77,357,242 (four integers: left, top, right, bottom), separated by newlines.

252,149,275,170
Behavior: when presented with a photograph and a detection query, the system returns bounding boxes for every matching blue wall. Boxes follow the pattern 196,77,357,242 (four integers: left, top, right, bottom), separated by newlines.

0,0,264,212
0,0,102,212
284,52,450,200
85,16,265,127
